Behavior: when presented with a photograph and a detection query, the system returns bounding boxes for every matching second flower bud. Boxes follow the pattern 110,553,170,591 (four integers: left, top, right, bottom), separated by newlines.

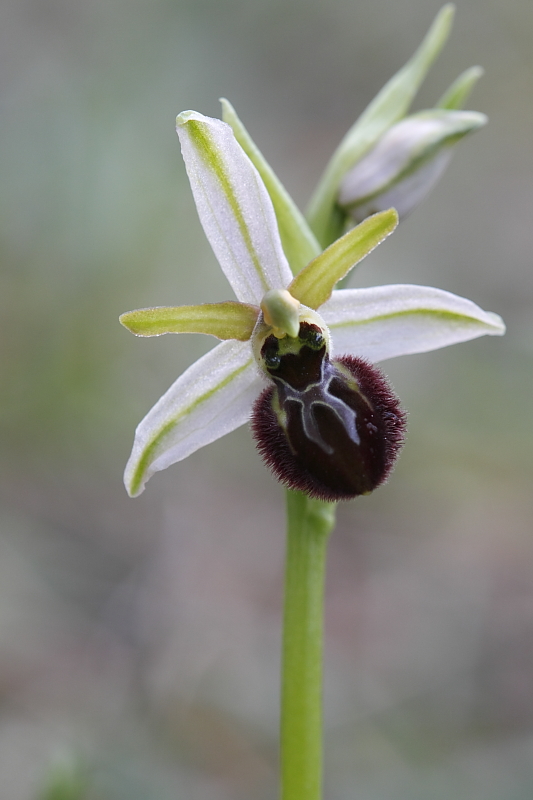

338,109,486,224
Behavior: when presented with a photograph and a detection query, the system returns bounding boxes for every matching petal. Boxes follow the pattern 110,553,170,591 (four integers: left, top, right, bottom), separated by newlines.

321,284,505,362
288,210,398,309
119,302,259,341
436,65,484,110
177,110,293,304
124,340,262,496
220,98,320,274
306,4,454,246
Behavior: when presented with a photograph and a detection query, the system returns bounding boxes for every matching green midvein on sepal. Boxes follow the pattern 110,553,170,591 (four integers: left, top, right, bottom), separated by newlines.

126,353,253,498
178,112,270,296
221,98,321,274
119,302,259,341
288,209,398,310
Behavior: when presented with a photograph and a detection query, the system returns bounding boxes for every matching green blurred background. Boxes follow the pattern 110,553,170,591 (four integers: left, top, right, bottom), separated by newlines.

1,0,532,797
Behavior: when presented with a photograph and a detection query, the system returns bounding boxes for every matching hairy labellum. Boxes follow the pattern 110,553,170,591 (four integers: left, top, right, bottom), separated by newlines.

251,322,406,501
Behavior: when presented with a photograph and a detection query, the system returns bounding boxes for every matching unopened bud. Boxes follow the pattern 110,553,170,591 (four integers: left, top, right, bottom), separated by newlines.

338,110,486,223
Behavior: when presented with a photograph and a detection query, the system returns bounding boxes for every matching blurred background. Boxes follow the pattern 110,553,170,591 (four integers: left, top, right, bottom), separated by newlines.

1,0,532,797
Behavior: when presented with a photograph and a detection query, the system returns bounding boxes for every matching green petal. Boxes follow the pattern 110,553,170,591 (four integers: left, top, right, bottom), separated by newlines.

288,209,398,310
120,302,259,341
436,65,484,110
306,4,454,247
221,98,321,274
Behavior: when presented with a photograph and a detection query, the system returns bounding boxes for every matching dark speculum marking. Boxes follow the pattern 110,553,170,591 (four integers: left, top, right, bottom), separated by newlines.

252,323,406,501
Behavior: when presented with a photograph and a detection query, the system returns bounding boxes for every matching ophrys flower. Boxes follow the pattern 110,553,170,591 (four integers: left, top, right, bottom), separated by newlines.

120,110,505,499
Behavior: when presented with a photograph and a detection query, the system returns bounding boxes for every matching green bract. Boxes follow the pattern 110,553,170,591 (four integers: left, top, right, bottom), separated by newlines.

121,108,505,498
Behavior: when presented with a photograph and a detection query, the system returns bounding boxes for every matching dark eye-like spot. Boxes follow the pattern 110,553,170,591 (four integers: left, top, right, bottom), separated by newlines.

265,351,281,370
306,329,324,349
261,335,281,371
299,322,325,350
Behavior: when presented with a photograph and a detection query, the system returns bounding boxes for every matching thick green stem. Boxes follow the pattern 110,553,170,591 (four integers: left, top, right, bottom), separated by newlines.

280,490,337,800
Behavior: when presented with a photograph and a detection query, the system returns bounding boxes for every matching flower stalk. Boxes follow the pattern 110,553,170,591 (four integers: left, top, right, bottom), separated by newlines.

281,491,336,800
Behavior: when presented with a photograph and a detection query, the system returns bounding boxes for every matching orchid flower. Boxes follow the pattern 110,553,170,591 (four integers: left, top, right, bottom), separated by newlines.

120,109,505,500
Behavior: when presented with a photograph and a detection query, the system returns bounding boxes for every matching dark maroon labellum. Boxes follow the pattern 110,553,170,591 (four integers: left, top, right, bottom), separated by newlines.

251,323,406,501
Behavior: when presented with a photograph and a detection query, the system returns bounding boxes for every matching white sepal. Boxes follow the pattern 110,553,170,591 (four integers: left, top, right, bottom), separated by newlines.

321,284,505,362
177,111,292,305
124,340,262,496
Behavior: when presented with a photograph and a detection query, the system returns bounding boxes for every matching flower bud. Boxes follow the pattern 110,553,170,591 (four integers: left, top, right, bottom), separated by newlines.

338,110,486,224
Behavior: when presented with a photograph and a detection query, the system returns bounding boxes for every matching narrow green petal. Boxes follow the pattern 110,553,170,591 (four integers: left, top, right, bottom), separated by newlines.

120,302,259,341
306,4,455,246
288,210,398,310
436,65,484,110
221,98,321,274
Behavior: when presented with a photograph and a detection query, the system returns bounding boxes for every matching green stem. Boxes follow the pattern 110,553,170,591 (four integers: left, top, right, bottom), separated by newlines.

280,490,337,800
